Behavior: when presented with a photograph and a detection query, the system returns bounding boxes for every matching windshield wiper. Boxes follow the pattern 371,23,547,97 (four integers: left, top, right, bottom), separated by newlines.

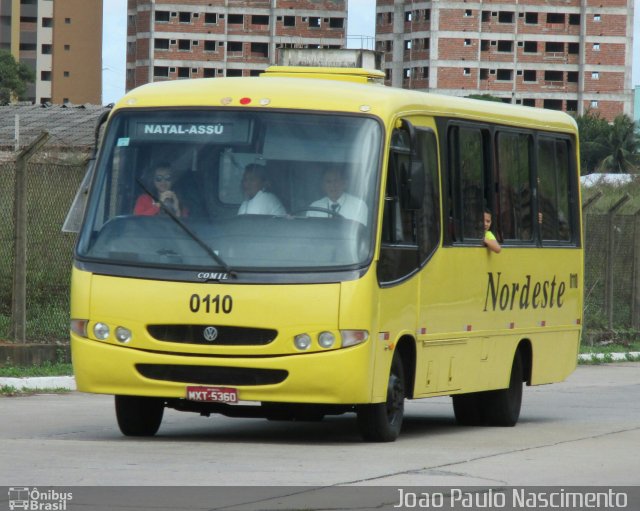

135,178,237,278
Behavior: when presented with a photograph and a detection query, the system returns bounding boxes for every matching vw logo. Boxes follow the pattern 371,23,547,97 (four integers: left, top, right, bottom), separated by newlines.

203,326,219,342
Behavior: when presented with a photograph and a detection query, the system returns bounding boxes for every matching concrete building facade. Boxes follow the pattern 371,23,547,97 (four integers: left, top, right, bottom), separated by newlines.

0,0,102,105
375,0,634,121
126,0,347,91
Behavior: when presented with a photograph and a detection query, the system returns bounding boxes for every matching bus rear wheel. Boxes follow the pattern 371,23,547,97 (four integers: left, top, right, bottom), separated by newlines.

452,351,523,427
357,351,405,442
115,395,164,436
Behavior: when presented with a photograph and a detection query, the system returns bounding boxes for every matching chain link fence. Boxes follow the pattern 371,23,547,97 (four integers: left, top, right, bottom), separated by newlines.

0,158,86,343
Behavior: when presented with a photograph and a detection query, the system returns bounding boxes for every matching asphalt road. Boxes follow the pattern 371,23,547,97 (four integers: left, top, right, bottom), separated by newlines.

1,363,638,487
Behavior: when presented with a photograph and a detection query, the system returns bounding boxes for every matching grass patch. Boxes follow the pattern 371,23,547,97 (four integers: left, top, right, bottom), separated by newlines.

0,361,73,377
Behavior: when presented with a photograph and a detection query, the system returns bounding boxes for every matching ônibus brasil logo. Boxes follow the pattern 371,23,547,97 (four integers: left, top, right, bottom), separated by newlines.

8,488,72,511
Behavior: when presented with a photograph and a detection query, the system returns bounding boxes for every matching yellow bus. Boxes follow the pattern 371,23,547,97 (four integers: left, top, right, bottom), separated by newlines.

70,67,583,441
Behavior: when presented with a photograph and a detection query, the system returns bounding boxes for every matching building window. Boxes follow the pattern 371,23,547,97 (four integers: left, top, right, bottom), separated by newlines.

569,14,580,25
591,100,599,108
404,40,411,50
228,14,243,24
591,72,599,80
593,43,600,51
480,68,488,80
463,68,471,76
64,44,70,51
226,69,242,77
42,17,52,27
464,39,471,46
204,13,217,24
497,40,513,52
203,68,216,78
594,14,601,22
179,12,192,23
464,10,472,17
544,70,563,81
547,13,564,24
523,41,537,53
155,11,170,23
64,71,70,77
153,66,169,77
283,16,295,27
329,17,344,28
177,67,190,78
567,71,578,82
309,17,321,27
252,15,269,25
404,12,412,22
227,41,242,52
204,41,216,52
41,44,52,55
154,39,169,50
178,39,191,51
251,42,269,57
525,12,538,24
41,71,51,81
498,12,514,23
496,69,513,81
523,70,536,82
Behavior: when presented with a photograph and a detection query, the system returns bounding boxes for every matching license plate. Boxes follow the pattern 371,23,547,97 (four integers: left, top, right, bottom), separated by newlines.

186,386,238,403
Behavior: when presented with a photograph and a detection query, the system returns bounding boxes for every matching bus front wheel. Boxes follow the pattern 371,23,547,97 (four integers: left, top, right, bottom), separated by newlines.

115,395,164,436
357,351,405,442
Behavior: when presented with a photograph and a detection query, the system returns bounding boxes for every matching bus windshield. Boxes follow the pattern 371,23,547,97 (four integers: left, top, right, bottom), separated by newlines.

76,109,382,273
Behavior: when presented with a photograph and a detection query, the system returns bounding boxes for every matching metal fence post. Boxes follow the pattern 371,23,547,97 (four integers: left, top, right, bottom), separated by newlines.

604,194,630,330
11,132,50,342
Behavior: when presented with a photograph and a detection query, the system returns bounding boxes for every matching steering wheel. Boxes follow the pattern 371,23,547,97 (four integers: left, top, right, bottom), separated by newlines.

290,206,342,218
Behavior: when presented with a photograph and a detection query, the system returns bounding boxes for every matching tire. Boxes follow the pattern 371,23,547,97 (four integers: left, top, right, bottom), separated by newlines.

483,351,523,426
452,351,523,427
452,392,484,426
357,351,405,442
115,395,164,436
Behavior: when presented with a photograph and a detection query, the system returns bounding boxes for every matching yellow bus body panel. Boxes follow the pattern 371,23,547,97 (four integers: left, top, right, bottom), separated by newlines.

74,73,582,407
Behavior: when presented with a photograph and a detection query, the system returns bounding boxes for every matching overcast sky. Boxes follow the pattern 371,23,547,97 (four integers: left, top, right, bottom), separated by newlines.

102,0,638,105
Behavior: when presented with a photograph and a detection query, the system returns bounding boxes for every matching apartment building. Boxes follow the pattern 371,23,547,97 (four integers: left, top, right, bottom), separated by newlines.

126,0,347,91
375,0,634,120
0,0,102,104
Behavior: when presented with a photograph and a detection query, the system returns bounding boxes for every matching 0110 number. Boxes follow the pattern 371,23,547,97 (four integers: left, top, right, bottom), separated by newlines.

189,294,233,314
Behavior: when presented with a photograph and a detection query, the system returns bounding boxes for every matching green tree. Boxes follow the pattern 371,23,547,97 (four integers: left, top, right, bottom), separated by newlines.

575,110,611,174
596,114,640,174
0,50,35,105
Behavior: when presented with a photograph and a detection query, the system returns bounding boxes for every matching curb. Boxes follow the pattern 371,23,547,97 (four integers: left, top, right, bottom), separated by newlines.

0,375,76,391
578,351,640,362
2,353,639,391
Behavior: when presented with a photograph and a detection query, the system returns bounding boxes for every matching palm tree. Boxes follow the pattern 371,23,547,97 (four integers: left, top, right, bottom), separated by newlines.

596,114,640,174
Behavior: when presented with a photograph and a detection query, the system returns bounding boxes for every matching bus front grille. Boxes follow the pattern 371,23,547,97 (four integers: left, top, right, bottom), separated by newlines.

147,325,277,345
136,363,288,386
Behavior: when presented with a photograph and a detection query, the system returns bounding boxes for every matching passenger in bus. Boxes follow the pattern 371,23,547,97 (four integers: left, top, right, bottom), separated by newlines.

483,209,502,253
306,168,368,226
134,165,187,217
237,163,286,216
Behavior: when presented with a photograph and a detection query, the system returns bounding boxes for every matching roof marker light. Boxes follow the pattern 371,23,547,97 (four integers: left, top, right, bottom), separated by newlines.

221,97,232,105
240,97,252,105
259,98,271,106
360,105,371,112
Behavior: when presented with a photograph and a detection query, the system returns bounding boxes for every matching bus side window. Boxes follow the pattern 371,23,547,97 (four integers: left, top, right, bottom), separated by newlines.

416,129,440,261
538,137,573,243
447,125,492,243
378,126,440,284
497,131,533,242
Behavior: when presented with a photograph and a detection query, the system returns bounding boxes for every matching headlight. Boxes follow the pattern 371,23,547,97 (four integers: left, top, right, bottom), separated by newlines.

294,333,312,351
340,330,369,347
93,322,110,341
318,331,336,349
115,326,132,343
